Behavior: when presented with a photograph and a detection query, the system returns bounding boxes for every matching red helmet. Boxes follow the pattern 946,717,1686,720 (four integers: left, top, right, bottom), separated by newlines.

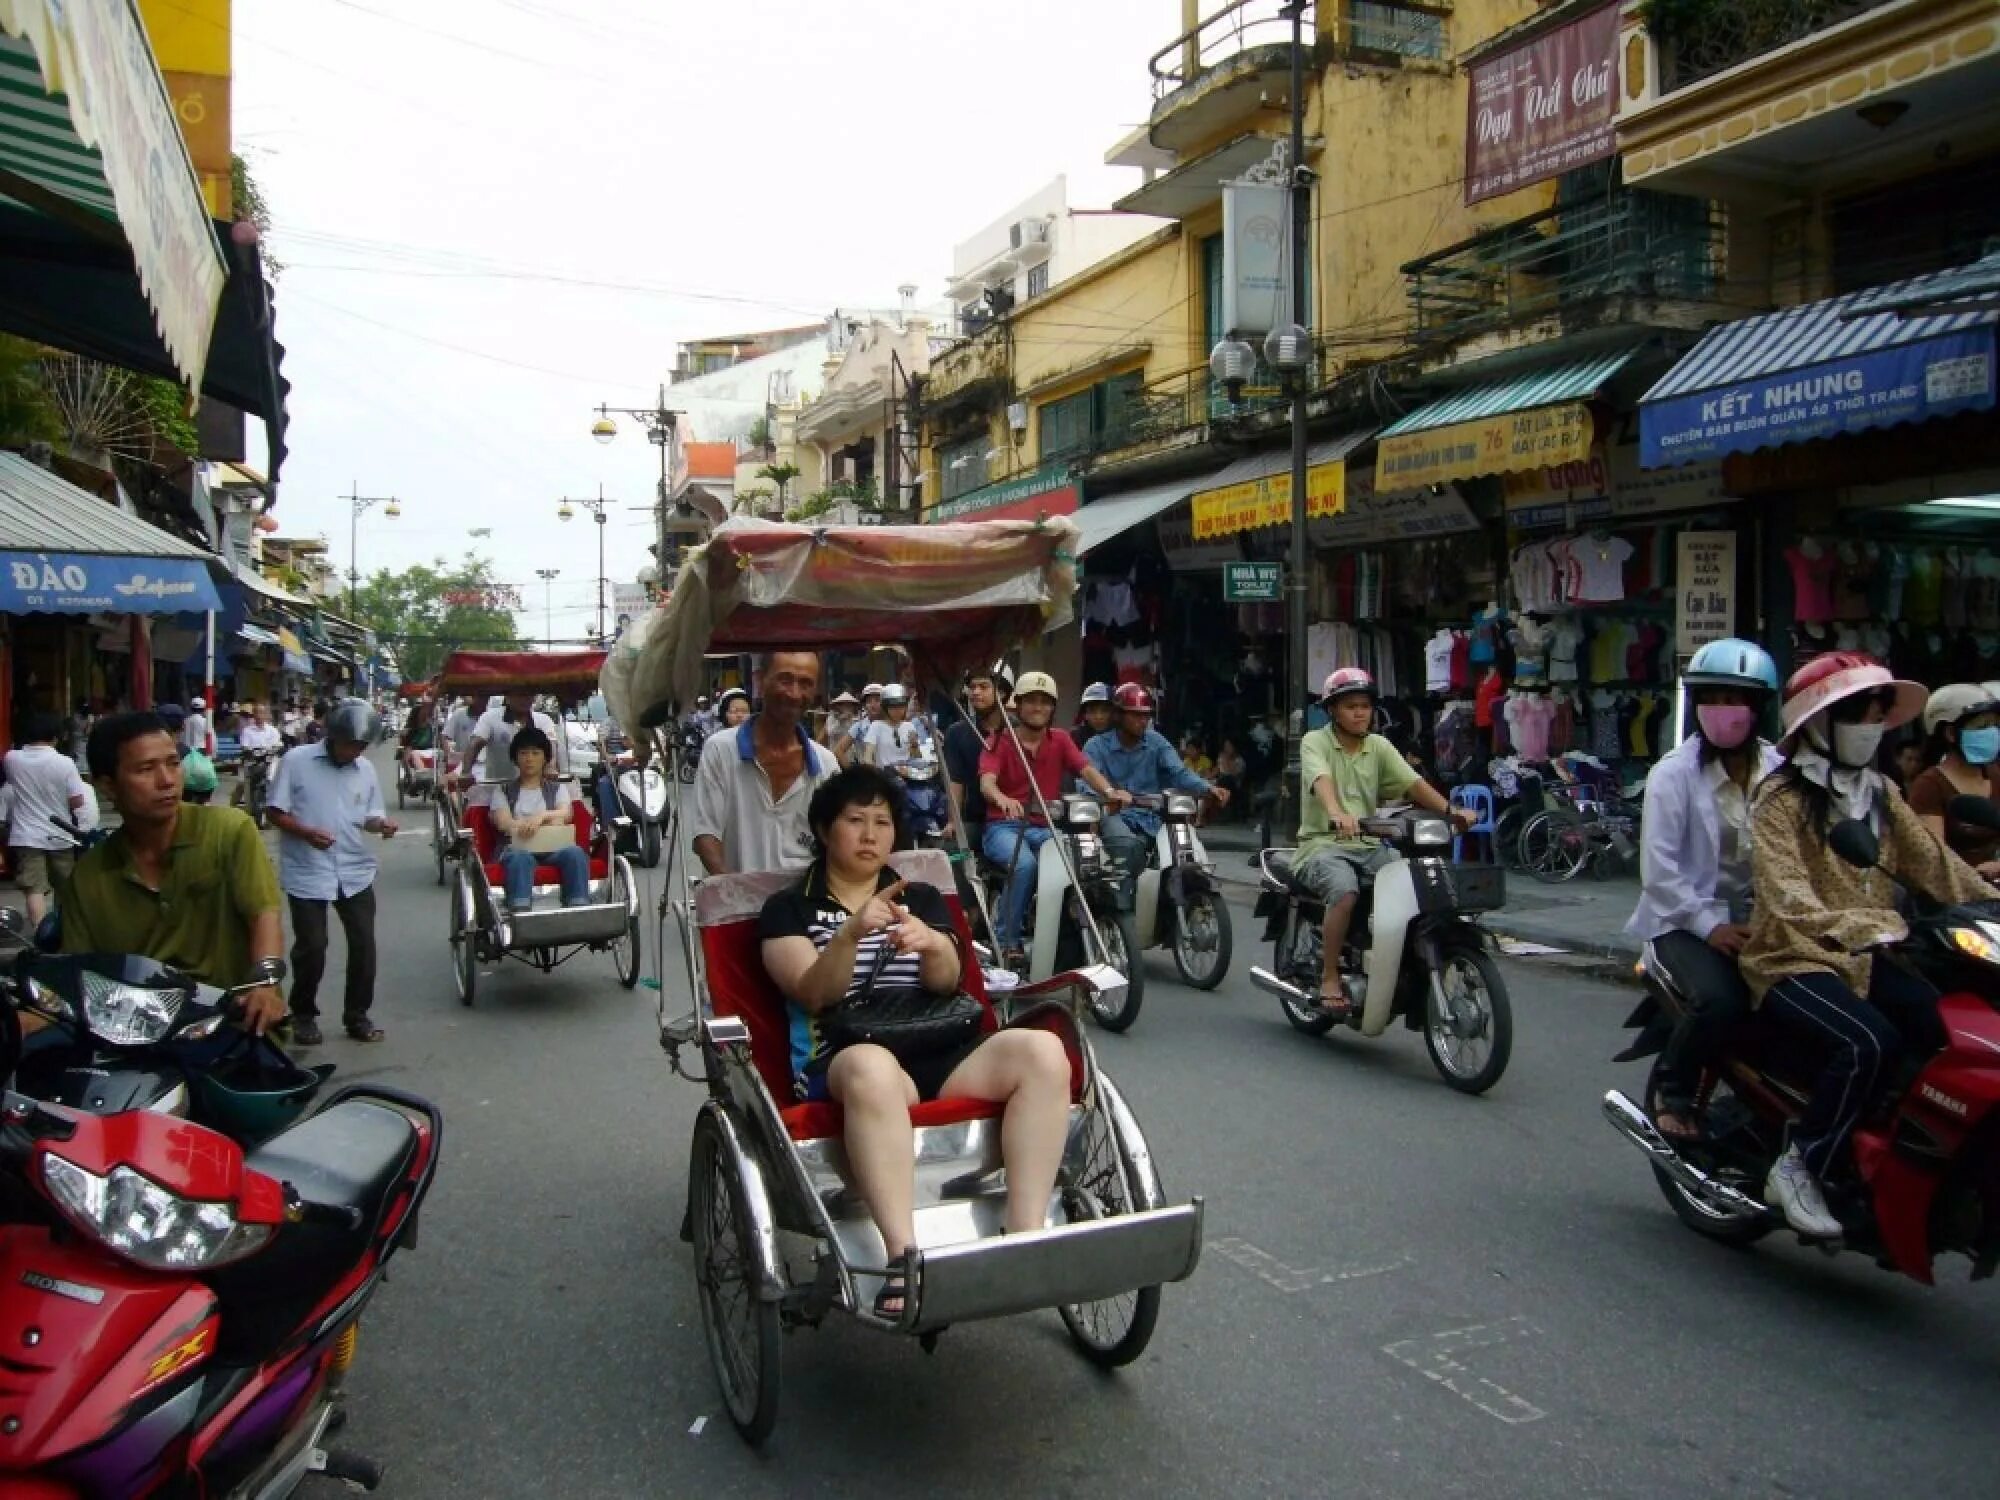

1319,667,1376,705
1112,683,1156,714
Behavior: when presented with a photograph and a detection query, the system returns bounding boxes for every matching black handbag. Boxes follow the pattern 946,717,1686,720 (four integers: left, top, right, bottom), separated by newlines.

824,986,984,1060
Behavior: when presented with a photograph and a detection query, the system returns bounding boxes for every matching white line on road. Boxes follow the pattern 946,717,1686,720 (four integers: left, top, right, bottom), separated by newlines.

1381,1316,1546,1425
688,1416,707,1437
1210,1236,1411,1294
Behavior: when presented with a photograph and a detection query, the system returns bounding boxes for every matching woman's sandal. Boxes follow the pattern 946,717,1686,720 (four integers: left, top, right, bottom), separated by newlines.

874,1250,914,1320
1651,1093,1703,1143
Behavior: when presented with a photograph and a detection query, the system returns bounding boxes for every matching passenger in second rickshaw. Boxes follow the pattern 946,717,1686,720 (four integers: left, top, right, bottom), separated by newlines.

489,727,591,911
759,765,1072,1317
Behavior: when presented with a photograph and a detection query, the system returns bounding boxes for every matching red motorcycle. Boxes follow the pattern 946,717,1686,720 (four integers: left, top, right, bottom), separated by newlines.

0,1000,440,1496
1605,801,2000,1285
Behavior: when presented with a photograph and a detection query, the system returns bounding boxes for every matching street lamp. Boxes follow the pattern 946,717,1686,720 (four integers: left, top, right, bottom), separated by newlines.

342,483,402,618
557,484,611,642
589,386,685,570
533,568,560,645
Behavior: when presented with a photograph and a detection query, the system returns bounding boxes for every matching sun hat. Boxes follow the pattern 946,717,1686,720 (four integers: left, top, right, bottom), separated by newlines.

1778,652,1925,747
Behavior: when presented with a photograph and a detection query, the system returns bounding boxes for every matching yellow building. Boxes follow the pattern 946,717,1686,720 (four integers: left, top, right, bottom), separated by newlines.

138,0,234,217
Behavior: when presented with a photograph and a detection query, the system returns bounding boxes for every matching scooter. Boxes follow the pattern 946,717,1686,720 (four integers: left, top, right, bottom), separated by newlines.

676,719,705,784
1603,799,2000,1279
893,727,952,848
611,753,669,868
0,998,441,1495
241,746,277,828
1129,792,1232,990
1249,811,1513,1093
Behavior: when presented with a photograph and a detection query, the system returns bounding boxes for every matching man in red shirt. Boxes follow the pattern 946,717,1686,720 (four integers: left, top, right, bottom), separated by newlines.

977,671,1129,960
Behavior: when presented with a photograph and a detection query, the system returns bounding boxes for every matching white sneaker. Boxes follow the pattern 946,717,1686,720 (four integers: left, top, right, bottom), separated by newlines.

1764,1147,1842,1239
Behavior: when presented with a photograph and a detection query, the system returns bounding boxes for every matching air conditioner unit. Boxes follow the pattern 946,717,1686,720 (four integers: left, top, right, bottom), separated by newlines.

1006,402,1029,433
1009,217,1050,250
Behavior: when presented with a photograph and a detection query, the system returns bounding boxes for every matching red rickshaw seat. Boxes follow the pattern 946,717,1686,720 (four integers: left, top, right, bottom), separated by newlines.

465,800,609,887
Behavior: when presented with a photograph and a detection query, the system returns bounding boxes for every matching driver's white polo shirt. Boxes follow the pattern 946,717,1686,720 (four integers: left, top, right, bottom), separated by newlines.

688,718,837,873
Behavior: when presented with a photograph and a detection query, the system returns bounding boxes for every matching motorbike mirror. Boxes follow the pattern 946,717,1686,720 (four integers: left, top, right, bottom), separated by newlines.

1828,818,1880,871
1946,794,2000,833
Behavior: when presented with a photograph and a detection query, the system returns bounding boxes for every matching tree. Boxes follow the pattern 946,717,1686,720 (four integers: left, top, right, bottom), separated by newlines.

755,462,801,507
349,552,521,681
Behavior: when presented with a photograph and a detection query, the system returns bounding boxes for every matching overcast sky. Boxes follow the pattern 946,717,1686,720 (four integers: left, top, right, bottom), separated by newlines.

235,0,1179,639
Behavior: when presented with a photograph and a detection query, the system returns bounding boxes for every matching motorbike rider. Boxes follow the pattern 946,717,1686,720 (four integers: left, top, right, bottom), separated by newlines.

1623,638,1783,1141
1909,683,2000,879
976,672,1130,965
1074,682,1114,745
718,687,752,730
862,684,924,770
840,683,886,767
1742,653,1996,1239
945,662,1010,838
1083,683,1228,894
1295,668,1474,1017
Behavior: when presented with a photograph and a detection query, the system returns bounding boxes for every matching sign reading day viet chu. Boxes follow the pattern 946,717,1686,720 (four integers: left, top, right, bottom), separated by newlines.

1190,459,1345,541
1465,3,1618,205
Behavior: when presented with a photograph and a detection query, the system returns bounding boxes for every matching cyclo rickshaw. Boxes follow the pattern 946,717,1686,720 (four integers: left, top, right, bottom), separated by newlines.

605,516,1204,1444
438,649,642,1005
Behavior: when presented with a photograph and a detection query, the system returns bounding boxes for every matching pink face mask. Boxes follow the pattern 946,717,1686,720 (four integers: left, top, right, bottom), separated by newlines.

1696,704,1756,750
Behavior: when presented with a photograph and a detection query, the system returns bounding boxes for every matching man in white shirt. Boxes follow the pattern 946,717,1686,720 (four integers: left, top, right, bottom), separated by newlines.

181,695,214,758
461,690,564,807
2,711,90,924
689,652,837,875
230,703,286,809
441,696,478,766
264,699,399,1046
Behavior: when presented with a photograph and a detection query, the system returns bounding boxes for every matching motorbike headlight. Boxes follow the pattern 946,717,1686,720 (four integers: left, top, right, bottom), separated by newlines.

1165,793,1199,819
41,1156,271,1270
1410,818,1453,849
1068,800,1103,827
1949,925,2000,966
1073,834,1104,867
81,972,187,1046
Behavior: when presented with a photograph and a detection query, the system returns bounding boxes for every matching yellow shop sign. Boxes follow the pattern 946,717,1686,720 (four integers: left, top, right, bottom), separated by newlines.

1190,459,1346,541
1375,402,1596,491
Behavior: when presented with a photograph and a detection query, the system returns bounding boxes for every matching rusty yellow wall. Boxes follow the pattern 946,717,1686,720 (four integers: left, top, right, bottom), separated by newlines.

138,0,233,217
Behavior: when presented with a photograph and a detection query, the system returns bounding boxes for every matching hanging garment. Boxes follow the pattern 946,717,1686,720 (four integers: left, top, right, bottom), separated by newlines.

1469,604,1505,666
1567,534,1635,604
1504,694,1556,761
1906,549,1945,627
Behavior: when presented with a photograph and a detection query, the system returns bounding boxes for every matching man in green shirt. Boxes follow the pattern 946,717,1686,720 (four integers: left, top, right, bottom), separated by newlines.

61,713,288,1034
1295,668,1471,1016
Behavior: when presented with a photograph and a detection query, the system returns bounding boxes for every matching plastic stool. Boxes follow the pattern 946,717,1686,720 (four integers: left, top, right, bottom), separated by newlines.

1451,784,1497,863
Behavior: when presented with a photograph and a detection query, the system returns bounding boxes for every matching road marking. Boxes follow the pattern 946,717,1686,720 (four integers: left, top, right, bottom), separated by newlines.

1210,1236,1411,1294
688,1416,707,1437
1382,1317,1546,1425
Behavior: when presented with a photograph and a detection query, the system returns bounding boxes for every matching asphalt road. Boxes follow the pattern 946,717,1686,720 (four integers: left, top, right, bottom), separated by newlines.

298,774,2000,1499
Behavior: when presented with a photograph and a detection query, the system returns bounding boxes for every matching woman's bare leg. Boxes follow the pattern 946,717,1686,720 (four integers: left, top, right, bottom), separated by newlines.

827,1045,920,1256
941,1029,1071,1234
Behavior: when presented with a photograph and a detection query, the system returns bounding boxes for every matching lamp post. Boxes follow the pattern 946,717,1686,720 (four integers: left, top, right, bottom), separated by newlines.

342,483,402,618
557,485,611,643
533,568,560,646
1209,0,1313,845
590,386,683,572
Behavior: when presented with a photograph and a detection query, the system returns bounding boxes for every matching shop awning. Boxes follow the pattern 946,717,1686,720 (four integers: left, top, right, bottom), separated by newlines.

275,626,310,675
0,3,228,392
1190,431,1374,541
309,645,353,670
229,558,310,608
0,451,222,614
1073,474,1220,556
1638,260,2000,469
236,622,281,650
1373,350,1636,490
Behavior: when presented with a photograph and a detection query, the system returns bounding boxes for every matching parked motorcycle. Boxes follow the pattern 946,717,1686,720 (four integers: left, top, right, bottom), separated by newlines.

1250,812,1513,1093
1129,792,1232,989
241,746,277,827
609,754,669,868
1604,798,2000,1278
0,996,440,1495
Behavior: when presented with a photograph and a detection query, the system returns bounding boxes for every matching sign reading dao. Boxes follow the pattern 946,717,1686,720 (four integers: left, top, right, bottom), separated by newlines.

1676,531,1736,655
1223,562,1283,603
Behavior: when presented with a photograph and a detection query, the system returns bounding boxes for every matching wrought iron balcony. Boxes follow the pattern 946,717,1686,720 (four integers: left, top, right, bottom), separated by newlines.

1150,0,1313,99
1648,0,1901,93
1095,355,1319,456
1403,190,1728,344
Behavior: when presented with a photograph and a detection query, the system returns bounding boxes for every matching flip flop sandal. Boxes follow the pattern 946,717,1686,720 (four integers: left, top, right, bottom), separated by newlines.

874,1250,914,1320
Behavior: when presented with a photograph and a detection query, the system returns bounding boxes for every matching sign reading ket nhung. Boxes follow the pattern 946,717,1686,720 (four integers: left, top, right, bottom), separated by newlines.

1640,331,1998,468
1375,402,1595,490
0,553,220,615
1190,458,1345,540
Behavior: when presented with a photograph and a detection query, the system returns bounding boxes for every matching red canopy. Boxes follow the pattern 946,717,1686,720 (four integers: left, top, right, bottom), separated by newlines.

438,650,607,695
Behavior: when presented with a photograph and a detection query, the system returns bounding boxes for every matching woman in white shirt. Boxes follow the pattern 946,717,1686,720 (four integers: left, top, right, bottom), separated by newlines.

491,728,590,911
1624,639,1782,1140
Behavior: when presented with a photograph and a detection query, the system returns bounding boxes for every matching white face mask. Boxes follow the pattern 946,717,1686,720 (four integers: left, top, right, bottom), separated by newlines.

1832,720,1885,769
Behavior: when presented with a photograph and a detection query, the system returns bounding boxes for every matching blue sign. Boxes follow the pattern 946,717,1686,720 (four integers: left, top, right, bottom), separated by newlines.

1641,330,1996,468
0,552,221,616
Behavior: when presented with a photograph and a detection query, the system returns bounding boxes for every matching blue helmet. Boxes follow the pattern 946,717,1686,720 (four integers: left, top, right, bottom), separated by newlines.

1079,682,1113,706
1684,638,1779,695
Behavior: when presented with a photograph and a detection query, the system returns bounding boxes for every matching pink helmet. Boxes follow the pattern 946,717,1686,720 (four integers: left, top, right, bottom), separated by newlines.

1778,652,1925,747
1319,666,1376,705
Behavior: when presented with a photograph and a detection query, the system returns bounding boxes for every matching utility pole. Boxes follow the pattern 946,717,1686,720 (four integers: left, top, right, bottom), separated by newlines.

557,485,611,642
533,568,561,646
341,483,402,619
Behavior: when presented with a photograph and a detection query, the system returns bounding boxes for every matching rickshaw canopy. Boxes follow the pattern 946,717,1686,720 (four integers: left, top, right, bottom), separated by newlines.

438,649,608,698
609,516,1079,726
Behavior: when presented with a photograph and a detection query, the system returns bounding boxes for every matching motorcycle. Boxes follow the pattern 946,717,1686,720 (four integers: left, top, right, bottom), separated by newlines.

1249,811,1513,1093
1603,798,2000,1278
1129,792,1232,990
241,747,277,828
395,745,436,811
981,793,1143,1032
609,753,669,869
0,997,440,1496
892,726,952,848
676,718,705,784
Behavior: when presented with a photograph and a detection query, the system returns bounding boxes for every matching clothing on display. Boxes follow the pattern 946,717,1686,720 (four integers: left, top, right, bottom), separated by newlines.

1561,533,1635,604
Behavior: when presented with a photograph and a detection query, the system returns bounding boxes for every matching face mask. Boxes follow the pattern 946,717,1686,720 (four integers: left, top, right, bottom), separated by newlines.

1696,704,1756,750
1961,726,2000,766
1832,720,1885,769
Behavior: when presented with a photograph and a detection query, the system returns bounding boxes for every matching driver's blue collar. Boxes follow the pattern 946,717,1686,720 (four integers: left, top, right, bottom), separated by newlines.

734,716,817,761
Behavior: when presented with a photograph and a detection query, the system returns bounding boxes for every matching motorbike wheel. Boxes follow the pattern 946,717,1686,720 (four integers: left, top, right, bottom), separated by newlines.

1645,1058,1775,1247
612,862,642,989
639,818,663,870
450,869,478,1009
690,1110,781,1444
1276,915,1336,1036
1169,890,1232,990
1057,1094,1163,1367
1423,945,1512,1094
1085,903,1144,1032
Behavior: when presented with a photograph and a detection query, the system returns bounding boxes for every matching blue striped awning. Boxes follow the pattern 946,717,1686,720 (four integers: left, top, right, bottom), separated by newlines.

1377,349,1639,438
1640,259,2000,467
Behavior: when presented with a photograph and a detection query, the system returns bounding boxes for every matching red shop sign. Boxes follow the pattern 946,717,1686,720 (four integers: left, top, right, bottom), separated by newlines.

1465,3,1619,205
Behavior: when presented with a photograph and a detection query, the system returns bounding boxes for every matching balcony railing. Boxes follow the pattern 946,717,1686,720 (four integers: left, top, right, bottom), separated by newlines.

1404,190,1728,344
1096,356,1319,455
1150,0,1313,99
1649,0,1899,93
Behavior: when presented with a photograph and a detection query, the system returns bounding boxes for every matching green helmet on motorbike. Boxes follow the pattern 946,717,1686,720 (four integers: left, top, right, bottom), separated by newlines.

189,1035,332,1146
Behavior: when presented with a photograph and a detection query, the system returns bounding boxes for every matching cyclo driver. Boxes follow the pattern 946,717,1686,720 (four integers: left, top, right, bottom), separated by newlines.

1295,668,1473,1018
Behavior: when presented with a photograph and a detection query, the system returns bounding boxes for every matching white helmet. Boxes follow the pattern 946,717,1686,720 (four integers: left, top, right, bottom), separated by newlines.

880,684,911,708
862,682,884,699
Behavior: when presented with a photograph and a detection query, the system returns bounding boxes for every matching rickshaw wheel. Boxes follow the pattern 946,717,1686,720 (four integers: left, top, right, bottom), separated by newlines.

450,868,478,1008
690,1110,781,1443
1057,1101,1162,1367
612,861,641,989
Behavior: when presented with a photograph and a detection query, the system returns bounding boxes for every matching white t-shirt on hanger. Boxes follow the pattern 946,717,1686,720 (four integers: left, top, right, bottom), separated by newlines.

1567,535,1634,603
1424,631,1455,693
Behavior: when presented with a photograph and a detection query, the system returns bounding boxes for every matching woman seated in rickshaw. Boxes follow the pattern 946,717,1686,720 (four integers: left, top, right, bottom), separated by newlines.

759,765,1072,1317
490,727,591,911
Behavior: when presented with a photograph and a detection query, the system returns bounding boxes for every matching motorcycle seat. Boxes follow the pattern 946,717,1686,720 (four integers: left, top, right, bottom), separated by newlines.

1264,854,1322,903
